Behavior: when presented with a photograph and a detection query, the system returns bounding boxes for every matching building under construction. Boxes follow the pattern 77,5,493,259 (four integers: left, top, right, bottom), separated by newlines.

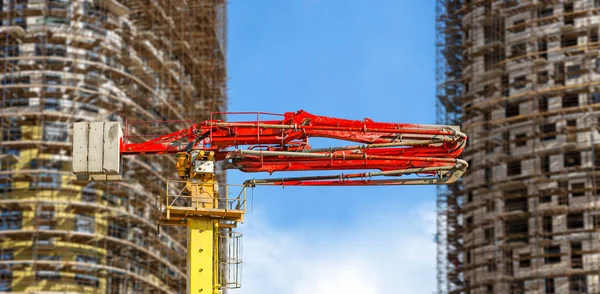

0,0,226,292
437,0,600,293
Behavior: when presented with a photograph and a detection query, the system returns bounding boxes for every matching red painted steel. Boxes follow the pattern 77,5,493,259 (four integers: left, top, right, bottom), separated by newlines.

120,110,467,185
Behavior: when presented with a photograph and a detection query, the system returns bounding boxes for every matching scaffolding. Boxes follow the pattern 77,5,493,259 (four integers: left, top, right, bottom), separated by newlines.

437,0,600,293
0,0,226,292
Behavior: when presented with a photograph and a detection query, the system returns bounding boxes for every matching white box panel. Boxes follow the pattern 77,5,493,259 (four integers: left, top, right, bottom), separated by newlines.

87,122,104,173
71,121,123,181
72,122,88,175
103,122,122,175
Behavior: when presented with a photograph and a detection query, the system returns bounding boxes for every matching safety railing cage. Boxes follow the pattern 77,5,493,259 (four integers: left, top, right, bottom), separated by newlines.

219,230,242,289
156,181,247,222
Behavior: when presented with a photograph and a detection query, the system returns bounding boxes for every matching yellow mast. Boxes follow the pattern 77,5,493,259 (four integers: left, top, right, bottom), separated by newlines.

167,151,245,294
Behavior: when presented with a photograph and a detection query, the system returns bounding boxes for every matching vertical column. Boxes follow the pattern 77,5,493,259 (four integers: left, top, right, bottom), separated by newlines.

187,218,217,294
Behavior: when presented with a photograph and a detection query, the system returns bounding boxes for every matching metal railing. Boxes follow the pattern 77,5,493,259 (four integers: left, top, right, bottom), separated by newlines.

157,180,247,213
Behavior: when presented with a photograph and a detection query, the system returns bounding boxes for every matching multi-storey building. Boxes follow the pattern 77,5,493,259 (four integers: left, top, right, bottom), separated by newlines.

437,0,600,293
0,0,226,292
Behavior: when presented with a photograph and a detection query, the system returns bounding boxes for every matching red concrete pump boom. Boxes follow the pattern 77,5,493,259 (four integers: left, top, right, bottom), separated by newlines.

119,110,468,186
72,110,469,294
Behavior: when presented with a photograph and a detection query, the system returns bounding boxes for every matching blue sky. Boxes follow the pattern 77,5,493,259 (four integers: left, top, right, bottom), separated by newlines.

227,1,437,293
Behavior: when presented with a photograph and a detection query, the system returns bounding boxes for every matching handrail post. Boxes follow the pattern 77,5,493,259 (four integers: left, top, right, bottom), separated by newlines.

165,181,169,208
225,185,229,211
165,181,170,219
256,112,261,142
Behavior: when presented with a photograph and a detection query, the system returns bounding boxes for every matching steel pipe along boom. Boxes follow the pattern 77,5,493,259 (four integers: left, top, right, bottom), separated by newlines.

244,160,468,186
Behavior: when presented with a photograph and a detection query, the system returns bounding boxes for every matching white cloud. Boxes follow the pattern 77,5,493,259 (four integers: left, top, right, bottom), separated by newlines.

236,203,437,294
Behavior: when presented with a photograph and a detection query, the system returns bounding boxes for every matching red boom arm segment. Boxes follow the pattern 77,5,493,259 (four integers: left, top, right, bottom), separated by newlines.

121,110,467,186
